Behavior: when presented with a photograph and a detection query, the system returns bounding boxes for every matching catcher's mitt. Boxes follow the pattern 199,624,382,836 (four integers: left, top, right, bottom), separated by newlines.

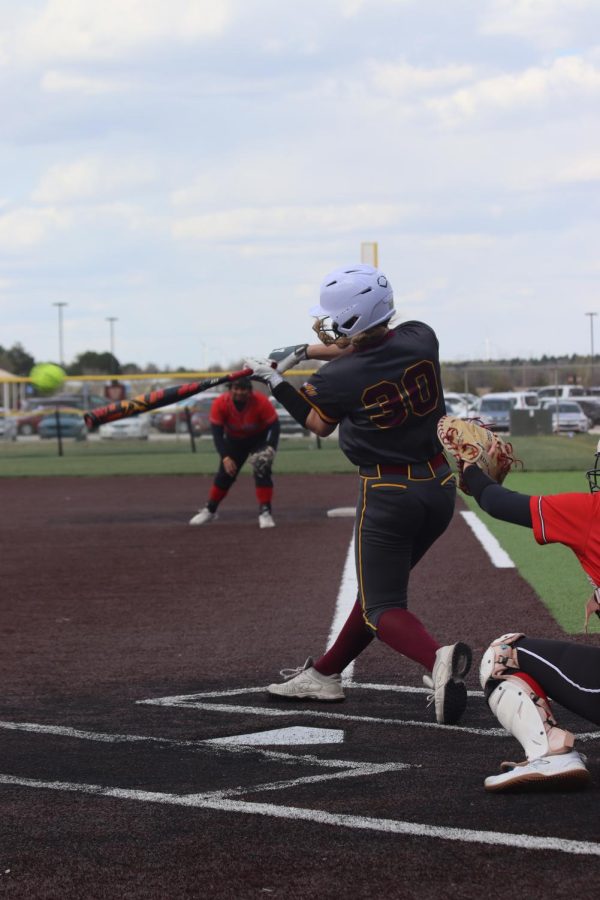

437,415,518,495
248,444,276,479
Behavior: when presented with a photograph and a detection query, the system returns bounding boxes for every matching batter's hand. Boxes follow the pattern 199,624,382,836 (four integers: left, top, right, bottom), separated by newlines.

223,456,238,477
268,344,308,373
243,357,283,388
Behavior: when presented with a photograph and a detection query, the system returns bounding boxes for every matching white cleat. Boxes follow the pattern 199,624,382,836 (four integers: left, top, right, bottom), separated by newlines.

189,507,218,526
259,510,276,528
428,641,472,725
267,657,345,701
484,750,590,792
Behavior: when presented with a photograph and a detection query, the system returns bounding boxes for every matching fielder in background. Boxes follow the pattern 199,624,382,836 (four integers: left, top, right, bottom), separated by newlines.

189,376,280,529
245,264,472,725
441,415,600,791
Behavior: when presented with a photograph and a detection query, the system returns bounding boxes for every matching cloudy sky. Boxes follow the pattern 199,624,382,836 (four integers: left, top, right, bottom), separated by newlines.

1,0,599,371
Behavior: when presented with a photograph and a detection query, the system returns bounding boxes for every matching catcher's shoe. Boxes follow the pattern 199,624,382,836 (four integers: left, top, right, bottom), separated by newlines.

484,751,590,792
267,657,345,701
189,507,218,526
258,509,276,528
428,642,472,725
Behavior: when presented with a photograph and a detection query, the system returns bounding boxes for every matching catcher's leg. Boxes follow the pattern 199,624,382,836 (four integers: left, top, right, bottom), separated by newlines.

480,634,588,791
509,636,600,725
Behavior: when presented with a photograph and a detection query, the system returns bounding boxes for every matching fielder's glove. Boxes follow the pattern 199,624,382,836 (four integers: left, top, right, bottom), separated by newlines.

268,344,309,373
248,444,276,479
243,357,283,388
437,415,518,495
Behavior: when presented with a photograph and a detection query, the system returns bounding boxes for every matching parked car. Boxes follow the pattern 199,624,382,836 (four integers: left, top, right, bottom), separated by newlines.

98,413,151,440
443,392,479,417
269,397,310,436
153,393,221,435
477,391,540,432
535,385,587,401
15,405,85,436
0,408,17,441
22,392,107,413
539,399,591,433
37,411,88,440
574,398,600,427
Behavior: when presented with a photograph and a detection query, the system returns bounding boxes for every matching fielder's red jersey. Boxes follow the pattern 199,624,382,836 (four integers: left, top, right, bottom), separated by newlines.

530,492,600,586
209,391,277,440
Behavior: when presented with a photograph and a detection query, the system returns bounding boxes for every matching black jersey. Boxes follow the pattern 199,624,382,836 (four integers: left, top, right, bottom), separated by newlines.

300,321,447,467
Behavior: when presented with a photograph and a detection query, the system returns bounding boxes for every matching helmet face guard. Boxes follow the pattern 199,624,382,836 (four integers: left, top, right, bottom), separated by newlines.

586,444,600,492
310,264,394,345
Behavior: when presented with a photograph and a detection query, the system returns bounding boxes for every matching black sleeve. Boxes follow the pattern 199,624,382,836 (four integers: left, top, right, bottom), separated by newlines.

211,423,227,457
265,417,280,451
462,465,533,528
271,380,312,426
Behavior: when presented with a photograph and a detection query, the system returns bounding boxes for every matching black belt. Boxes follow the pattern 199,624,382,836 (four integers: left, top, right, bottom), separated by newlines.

359,452,447,478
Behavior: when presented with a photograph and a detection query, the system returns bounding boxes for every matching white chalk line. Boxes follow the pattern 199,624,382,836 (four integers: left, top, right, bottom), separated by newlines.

141,698,505,736
460,511,515,567
1,773,598,857
137,686,600,741
327,534,357,682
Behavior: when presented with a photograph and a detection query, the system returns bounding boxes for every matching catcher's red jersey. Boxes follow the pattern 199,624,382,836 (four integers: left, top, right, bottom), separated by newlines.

530,492,600,586
210,391,277,440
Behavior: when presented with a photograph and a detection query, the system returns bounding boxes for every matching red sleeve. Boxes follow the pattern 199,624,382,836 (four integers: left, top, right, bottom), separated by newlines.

255,392,278,426
530,493,594,551
209,394,228,426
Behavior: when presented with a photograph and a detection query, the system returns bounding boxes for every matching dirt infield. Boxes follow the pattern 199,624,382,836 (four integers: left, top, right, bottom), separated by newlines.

1,474,599,898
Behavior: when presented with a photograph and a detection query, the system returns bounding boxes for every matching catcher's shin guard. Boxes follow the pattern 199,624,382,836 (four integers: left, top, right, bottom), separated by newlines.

479,633,524,687
487,675,574,761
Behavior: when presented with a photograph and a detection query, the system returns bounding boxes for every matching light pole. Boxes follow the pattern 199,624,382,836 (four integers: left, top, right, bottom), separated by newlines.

586,312,597,386
106,317,118,368
52,302,68,366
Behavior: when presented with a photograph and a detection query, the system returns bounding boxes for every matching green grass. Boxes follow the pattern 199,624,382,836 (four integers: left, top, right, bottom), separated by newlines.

0,436,355,477
508,432,599,471
2,431,597,635
461,470,599,635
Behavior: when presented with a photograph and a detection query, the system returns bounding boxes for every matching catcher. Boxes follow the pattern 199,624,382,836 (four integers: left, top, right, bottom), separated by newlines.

189,376,280,528
439,414,600,791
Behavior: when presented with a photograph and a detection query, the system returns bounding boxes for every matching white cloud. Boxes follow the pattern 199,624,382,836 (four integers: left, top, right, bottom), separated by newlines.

15,0,232,63
172,203,405,242
369,60,474,97
0,207,70,250
558,157,600,183
41,69,129,94
32,157,158,204
430,55,600,124
482,0,596,46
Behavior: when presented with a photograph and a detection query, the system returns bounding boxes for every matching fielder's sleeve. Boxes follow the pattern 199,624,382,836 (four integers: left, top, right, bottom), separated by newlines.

530,493,594,551
209,394,228,427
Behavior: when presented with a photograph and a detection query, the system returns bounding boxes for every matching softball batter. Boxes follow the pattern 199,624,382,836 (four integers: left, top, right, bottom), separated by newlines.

246,263,471,724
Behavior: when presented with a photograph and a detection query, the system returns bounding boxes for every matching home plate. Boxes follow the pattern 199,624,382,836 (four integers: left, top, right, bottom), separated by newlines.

204,726,344,746
327,507,355,518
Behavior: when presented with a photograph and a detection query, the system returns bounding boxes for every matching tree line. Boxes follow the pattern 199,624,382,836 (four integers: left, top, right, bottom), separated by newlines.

0,343,226,378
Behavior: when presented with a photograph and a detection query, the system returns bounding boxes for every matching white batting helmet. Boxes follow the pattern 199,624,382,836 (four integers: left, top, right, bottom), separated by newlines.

310,264,394,339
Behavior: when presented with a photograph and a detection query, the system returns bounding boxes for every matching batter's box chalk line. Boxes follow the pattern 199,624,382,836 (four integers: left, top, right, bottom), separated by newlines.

137,684,600,742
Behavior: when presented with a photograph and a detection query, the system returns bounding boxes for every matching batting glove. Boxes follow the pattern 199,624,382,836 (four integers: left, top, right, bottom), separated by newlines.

243,357,284,388
268,343,308,373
